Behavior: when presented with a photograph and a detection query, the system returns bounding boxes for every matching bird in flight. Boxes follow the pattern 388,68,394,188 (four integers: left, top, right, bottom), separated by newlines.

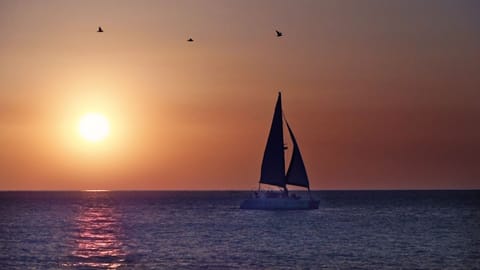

187,38,194,42
97,26,104,33
275,30,283,37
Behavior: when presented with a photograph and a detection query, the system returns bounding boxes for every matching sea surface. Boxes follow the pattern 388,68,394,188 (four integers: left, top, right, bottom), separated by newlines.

0,191,479,269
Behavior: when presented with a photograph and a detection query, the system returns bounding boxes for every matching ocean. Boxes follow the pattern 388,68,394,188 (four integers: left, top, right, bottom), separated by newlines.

0,191,479,269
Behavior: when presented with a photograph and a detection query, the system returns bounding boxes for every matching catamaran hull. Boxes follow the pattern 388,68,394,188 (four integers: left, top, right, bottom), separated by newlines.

240,198,319,210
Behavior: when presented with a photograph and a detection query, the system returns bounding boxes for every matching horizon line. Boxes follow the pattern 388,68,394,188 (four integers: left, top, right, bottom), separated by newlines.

0,188,479,192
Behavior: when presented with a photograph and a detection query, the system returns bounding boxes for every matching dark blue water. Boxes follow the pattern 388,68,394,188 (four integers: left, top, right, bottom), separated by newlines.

0,191,479,269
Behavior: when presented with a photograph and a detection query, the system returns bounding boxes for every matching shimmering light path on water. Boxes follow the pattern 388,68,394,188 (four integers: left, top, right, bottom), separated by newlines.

66,193,126,269
0,191,479,269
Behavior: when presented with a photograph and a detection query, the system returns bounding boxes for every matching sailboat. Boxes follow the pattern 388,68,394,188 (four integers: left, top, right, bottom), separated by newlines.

240,92,319,210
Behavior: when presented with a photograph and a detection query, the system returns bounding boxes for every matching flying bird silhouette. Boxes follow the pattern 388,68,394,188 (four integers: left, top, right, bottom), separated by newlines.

187,38,194,42
275,30,283,37
97,27,104,33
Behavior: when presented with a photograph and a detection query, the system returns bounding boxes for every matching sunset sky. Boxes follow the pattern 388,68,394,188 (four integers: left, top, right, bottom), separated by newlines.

1,0,479,190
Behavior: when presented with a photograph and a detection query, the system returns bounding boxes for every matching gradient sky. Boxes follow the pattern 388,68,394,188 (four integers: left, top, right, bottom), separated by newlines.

1,0,479,190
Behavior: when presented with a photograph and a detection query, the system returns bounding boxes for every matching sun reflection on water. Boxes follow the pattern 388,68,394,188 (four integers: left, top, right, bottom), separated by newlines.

65,193,127,269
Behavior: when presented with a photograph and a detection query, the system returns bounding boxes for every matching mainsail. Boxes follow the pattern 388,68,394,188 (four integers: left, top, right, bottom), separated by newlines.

259,92,310,190
259,93,286,188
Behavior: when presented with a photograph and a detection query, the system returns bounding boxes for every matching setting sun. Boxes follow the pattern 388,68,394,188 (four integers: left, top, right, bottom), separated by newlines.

78,113,110,142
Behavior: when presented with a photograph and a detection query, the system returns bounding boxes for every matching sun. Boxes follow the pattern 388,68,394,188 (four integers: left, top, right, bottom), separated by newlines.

78,113,110,142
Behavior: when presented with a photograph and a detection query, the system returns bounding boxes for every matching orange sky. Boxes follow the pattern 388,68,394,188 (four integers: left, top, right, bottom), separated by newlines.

1,0,479,190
